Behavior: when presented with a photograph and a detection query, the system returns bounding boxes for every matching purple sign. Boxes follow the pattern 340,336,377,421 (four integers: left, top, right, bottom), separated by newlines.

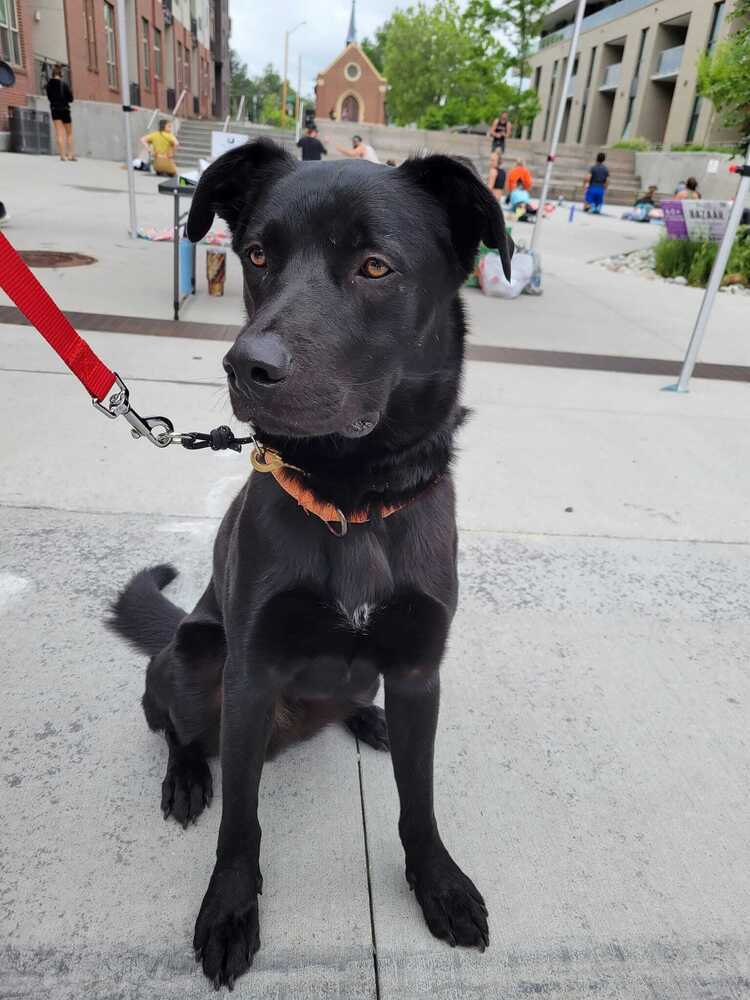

662,200,689,240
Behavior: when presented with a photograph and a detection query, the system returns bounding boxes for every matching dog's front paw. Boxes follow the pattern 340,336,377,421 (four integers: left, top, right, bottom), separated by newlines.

194,865,262,989
406,846,489,951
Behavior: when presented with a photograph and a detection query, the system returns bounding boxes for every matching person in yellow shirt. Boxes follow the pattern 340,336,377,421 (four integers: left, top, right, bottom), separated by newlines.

140,119,179,176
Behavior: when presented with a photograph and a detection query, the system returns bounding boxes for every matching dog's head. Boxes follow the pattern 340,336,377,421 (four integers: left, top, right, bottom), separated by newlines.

187,139,513,441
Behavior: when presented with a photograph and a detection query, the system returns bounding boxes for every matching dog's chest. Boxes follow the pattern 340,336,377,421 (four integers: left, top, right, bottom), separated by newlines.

327,528,394,631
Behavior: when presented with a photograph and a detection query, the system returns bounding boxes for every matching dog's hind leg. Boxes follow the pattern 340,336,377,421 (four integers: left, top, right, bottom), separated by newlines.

143,581,226,826
345,705,390,751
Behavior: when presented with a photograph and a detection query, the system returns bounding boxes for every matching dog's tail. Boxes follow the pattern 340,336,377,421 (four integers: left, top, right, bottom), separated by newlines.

107,564,186,656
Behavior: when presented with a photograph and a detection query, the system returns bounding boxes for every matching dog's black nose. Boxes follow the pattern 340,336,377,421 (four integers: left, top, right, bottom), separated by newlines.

223,334,292,390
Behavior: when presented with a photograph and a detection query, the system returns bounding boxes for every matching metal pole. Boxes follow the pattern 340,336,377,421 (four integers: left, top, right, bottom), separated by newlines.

281,31,289,127
529,0,586,252
667,146,750,393
115,0,138,237
235,94,245,122
296,52,302,125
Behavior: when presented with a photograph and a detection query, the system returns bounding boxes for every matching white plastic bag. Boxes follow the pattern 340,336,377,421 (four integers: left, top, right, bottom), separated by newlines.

479,249,533,299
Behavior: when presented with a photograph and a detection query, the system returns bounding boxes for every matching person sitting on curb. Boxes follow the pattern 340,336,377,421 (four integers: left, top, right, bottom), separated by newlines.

583,152,609,214
487,151,506,201
509,179,537,223
336,134,380,163
140,119,179,177
675,176,701,200
506,159,532,200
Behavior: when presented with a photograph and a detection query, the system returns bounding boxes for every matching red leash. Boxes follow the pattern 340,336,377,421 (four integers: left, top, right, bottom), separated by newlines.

0,231,184,446
0,231,115,400
0,231,258,453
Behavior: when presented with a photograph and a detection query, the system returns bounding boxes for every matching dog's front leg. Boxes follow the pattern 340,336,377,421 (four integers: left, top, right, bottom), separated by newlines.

193,660,275,989
385,671,489,951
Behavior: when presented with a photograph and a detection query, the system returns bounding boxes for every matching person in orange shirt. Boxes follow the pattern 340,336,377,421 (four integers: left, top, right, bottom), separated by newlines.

506,160,533,194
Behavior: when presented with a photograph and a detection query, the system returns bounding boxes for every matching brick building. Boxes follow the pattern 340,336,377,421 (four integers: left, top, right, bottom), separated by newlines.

314,1,387,125
0,0,230,132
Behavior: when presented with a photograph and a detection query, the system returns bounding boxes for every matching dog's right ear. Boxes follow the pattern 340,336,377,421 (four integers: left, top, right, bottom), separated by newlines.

186,139,296,242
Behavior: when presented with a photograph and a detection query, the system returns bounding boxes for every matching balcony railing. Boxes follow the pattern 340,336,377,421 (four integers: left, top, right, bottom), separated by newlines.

538,0,657,50
652,45,684,79
599,63,621,91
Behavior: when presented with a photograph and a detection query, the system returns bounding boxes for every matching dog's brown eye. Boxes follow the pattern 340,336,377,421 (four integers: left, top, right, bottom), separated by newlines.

248,245,267,268
362,257,391,279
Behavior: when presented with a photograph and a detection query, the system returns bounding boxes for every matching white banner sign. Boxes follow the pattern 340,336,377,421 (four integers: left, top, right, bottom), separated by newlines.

210,131,248,159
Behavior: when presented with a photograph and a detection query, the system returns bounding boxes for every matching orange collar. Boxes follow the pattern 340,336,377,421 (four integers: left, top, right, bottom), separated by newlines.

250,446,417,536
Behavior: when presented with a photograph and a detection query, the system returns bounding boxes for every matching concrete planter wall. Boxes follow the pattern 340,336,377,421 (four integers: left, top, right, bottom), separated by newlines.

23,95,170,162
635,151,749,203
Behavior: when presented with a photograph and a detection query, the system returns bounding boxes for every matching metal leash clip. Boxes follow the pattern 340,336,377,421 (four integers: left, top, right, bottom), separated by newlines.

91,373,175,448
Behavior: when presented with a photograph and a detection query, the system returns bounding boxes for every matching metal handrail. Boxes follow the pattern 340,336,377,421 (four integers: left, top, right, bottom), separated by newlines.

172,88,188,118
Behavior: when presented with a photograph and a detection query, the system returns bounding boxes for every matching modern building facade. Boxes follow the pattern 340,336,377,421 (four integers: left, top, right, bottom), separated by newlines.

527,0,741,148
0,0,230,132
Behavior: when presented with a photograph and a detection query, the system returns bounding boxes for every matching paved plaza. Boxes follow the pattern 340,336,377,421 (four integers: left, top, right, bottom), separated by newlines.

1,153,749,998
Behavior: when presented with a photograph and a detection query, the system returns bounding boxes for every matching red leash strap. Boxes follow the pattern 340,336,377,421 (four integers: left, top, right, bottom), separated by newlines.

0,232,115,401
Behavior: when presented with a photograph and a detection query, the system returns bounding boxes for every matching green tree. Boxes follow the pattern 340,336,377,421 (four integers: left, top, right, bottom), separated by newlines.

229,53,300,124
361,25,389,73
697,0,750,149
465,0,551,120
382,0,513,129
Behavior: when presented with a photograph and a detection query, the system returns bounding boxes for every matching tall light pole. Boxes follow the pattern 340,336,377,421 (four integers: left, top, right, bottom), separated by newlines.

296,52,302,126
116,0,138,237
281,21,305,127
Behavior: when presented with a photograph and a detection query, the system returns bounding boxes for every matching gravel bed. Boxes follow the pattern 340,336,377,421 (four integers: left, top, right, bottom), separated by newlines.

595,247,750,295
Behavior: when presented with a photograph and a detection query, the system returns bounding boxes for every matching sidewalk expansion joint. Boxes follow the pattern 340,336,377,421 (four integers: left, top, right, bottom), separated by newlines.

355,740,381,1000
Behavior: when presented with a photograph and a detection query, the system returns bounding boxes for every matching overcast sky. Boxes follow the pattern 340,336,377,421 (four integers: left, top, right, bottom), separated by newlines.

229,0,408,98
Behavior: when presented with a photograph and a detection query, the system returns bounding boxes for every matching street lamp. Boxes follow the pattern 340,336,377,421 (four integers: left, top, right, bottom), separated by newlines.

281,21,306,128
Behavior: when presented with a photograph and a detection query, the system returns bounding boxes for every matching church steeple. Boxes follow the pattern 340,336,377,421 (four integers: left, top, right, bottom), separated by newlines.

346,0,357,45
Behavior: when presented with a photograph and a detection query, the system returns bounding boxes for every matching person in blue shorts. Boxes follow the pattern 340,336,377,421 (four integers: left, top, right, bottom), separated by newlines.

584,151,609,214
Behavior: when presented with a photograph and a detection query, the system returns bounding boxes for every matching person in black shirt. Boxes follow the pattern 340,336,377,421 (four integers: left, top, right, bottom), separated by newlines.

46,64,75,161
297,127,327,162
583,151,609,213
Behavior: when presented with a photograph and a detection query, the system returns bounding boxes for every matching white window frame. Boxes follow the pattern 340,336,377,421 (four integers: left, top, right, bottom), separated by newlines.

0,0,22,67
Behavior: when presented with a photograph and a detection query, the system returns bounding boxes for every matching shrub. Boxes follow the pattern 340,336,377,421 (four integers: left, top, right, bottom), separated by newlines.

654,236,700,279
653,228,750,287
687,241,718,286
669,143,736,153
612,137,651,151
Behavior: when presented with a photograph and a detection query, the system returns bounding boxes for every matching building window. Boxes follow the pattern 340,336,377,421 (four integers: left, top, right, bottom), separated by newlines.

622,28,648,138
103,1,117,89
82,0,97,70
0,0,22,66
177,40,183,91
153,27,162,79
141,17,150,89
184,43,190,91
576,46,597,144
707,1,726,51
543,59,559,141
345,61,361,81
686,2,725,142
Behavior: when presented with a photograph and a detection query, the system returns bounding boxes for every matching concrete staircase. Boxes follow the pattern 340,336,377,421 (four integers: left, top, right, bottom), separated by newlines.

173,119,296,169
173,119,641,205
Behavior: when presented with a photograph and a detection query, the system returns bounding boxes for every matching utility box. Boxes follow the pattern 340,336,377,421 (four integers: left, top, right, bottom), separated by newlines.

8,107,52,155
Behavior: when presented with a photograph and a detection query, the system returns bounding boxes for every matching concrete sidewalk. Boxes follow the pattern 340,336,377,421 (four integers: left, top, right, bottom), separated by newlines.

1,152,749,998
2,153,749,366
2,325,750,999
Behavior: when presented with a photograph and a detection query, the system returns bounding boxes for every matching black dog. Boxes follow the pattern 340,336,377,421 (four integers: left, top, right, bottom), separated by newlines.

109,139,512,989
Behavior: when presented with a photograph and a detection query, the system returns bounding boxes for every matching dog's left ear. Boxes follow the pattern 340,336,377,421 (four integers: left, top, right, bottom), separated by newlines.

186,138,296,242
398,154,514,280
